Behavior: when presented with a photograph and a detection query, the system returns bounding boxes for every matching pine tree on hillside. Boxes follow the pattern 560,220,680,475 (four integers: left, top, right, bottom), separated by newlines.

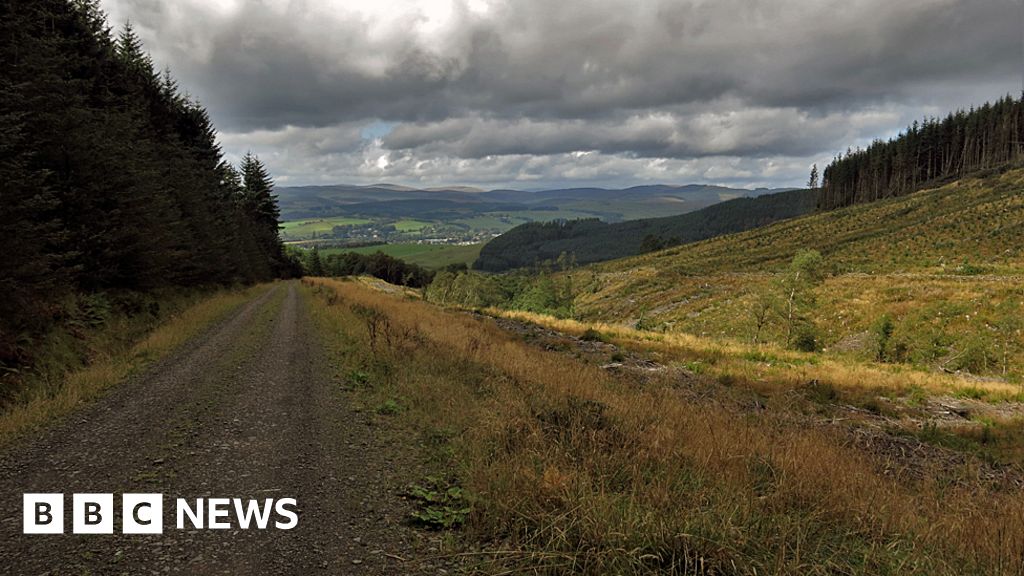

820,95,1024,210
240,152,290,275
116,22,155,79
0,75,65,344
240,152,281,230
0,0,295,365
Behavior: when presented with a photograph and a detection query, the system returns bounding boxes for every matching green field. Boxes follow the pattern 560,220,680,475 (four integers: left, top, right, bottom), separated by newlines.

320,243,483,269
393,219,433,232
281,217,372,237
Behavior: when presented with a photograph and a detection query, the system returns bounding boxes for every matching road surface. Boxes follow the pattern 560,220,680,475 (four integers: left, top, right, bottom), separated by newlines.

0,282,437,575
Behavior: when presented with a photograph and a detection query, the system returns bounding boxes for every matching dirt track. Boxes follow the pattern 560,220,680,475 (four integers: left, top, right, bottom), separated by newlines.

0,282,435,575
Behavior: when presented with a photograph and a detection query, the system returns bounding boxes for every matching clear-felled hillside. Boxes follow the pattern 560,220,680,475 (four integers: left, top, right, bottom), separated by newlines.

571,168,1024,378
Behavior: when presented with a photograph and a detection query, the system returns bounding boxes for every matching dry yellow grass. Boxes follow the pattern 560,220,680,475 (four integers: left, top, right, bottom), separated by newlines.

305,277,1024,575
0,284,267,446
491,309,1023,400
570,270,1024,381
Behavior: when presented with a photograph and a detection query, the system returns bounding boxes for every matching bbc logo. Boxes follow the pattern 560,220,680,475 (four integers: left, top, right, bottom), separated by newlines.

23,493,299,534
24,493,163,534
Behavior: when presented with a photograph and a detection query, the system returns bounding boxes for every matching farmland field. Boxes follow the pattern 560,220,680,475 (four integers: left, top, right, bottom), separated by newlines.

281,216,372,238
393,219,433,232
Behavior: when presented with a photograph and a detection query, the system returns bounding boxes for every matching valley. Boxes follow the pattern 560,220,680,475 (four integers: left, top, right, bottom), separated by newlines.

264,142,1024,574
277,183,791,268
426,166,1024,383
7,139,1024,576
14,96,1017,575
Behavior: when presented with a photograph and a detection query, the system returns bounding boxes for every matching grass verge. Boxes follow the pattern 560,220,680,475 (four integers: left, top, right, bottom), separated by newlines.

0,284,267,447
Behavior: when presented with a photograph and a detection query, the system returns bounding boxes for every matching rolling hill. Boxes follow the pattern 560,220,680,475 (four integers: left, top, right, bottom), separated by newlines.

276,182,791,223
588,167,1023,278
475,187,817,271
565,168,1023,375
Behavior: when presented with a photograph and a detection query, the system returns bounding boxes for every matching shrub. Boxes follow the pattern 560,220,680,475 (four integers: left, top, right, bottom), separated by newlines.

376,398,402,415
872,313,895,361
792,325,820,352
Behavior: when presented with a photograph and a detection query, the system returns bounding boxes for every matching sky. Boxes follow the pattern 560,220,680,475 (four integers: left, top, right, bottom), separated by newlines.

99,0,1022,190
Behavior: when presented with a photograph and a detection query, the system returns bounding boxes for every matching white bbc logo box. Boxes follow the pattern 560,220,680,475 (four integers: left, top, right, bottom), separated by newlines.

23,493,163,534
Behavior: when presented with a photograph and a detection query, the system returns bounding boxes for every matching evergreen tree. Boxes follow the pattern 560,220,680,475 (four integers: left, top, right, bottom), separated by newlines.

307,247,325,277
240,152,281,231
820,95,1024,210
0,72,65,348
0,0,295,368
240,152,291,276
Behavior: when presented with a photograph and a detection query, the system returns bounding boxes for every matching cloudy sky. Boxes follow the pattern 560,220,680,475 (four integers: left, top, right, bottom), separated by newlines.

99,0,1021,190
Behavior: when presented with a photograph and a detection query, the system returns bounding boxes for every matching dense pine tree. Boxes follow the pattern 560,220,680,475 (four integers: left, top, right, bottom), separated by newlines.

0,0,296,366
0,71,65,358
819,95,1024,210
317,251,434,289
240,153,282,234
240,152,291,276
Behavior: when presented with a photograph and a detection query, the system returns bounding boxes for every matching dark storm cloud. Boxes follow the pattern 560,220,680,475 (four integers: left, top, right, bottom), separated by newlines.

380,107,902,159
100,0,1022,188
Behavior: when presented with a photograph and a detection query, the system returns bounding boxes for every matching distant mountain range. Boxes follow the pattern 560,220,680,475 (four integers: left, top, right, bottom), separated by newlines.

276,183,795,223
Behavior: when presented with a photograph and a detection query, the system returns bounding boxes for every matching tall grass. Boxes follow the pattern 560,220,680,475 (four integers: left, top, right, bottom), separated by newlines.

305,277,1024,575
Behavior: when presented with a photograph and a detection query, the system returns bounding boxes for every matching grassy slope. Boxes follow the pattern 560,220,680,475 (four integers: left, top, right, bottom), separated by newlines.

572,169,1024,378
593,169,1023,275
305,277,1024,575
321,243,484,269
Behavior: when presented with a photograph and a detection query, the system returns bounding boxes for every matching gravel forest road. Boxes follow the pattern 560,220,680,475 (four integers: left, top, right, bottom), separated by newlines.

0,282,433,575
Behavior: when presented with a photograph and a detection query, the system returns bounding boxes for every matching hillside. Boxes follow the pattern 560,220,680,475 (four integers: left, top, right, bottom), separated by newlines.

569,168,1024,376
403,167,1024,575
475,187,816,271
305,274,1024,575
590,167,1024,277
